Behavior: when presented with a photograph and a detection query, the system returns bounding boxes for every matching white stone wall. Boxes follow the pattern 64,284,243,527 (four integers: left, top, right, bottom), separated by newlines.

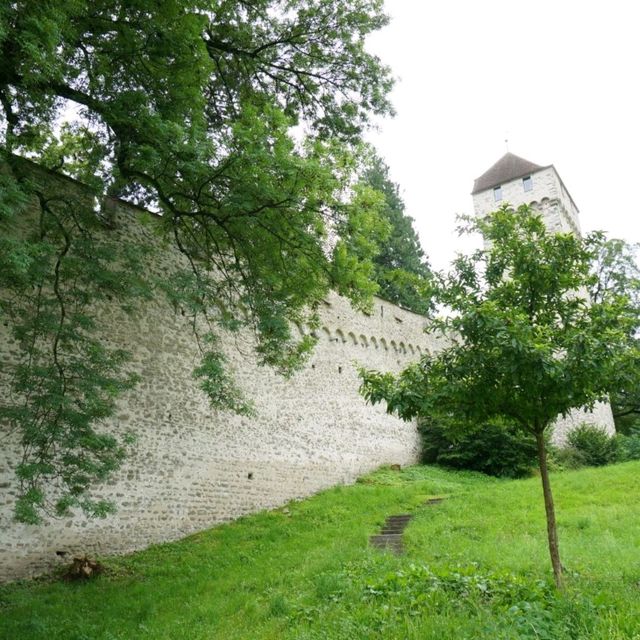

552,402,617,445
0,200,442,582
0,162,618,582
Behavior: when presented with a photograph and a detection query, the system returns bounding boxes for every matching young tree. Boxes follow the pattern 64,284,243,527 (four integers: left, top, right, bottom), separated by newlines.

0,1,394,522
359,153,434,315
360,205,637,588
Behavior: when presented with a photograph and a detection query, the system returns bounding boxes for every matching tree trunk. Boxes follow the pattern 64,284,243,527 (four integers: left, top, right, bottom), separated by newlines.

535,429,563,589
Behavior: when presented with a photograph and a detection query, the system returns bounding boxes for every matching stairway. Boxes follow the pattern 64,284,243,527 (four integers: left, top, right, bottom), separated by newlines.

369,497,445,554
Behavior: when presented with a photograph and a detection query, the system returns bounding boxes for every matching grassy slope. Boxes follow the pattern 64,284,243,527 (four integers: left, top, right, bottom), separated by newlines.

1,462,639,640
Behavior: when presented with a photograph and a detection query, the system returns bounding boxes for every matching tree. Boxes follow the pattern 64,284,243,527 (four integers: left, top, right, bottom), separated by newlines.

589,237,640,433
0,1,394,522
589,236,640,309
359,153,434,315
610,352,640,434
360,205,637,588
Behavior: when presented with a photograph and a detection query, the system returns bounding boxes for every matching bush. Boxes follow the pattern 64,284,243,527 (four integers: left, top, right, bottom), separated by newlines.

419,418,538,478
616,427,640,461
565,424,618,466
546,445,588,471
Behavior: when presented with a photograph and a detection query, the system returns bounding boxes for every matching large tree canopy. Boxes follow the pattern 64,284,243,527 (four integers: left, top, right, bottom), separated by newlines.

361,206,638,588
0,1,395,522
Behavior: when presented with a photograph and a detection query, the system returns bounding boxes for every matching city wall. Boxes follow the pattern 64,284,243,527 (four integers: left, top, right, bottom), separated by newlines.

0,189,443,581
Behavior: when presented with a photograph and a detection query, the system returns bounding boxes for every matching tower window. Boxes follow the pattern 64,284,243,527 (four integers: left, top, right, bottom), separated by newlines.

493,186,502,201
523,176,533,192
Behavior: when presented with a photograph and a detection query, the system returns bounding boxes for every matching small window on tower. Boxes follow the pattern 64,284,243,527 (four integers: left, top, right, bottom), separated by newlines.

523,176,533,192
493,186,502,201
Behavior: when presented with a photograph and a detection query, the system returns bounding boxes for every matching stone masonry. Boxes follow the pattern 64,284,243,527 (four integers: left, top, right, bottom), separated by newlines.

0,189,445,582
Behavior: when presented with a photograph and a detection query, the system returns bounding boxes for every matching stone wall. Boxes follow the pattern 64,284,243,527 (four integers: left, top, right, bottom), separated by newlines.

551,401,616,445
0,162,617,582
0,196,443,582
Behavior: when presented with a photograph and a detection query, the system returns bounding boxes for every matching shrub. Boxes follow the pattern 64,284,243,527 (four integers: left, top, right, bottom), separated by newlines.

418,418,538,478
546,445,588,471
565,424,619,466
616,427,640,461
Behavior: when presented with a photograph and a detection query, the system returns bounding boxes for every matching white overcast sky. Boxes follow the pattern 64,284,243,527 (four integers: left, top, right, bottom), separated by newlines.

366,0,640,272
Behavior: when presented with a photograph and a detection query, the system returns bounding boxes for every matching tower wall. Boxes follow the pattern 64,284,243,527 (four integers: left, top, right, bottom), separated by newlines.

472,166,580,236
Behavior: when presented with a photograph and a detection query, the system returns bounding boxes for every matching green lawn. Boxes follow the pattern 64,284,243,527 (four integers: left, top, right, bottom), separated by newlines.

2,462,640,639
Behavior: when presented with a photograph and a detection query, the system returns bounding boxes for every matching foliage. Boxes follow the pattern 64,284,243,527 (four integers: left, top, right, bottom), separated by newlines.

610,352,640,435
360,563,592,640
358,153,434,315
3,462,640,639
360,205,639,588
615,427,640,461
546,445,589,472
548,423,639,471
589,236,640,309
363,561,556,610
588,236,640,433
0,168,150,523
565,424,618,467
0,1,394,521
419,417,538,478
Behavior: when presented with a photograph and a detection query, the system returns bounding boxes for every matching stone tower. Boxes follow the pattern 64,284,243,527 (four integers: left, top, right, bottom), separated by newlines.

470,152,616,443
472,152,581,237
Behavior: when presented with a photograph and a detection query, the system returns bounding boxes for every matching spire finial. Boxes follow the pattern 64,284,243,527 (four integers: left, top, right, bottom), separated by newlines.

505,137,509,152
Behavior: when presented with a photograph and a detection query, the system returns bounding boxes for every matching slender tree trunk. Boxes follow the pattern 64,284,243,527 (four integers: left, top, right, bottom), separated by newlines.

534,428,563,589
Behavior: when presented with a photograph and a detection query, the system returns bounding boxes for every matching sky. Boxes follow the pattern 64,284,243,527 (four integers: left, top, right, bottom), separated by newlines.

365,0,640,272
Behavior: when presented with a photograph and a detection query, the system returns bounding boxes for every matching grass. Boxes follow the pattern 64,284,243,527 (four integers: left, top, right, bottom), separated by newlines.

1,462,640,639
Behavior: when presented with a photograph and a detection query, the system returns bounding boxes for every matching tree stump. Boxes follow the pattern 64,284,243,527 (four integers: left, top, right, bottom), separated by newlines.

64,555,104,581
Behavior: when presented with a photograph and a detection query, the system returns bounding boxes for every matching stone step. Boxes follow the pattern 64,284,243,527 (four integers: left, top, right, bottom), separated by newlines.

370,513,413,554
385,517,411,524
371,501,447,555
369,534,404,553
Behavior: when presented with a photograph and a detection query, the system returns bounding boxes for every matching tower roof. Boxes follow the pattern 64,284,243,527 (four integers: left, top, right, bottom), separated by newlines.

472,152,546,194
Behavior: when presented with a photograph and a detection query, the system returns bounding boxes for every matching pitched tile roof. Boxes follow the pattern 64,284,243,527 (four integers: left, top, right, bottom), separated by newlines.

472,153,546,194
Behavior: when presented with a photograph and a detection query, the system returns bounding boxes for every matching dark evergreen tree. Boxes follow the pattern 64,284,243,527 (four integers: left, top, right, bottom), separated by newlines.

360,154,434,315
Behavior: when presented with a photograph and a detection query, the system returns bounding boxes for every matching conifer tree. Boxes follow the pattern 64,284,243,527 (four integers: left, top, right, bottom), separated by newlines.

360,153,434,315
